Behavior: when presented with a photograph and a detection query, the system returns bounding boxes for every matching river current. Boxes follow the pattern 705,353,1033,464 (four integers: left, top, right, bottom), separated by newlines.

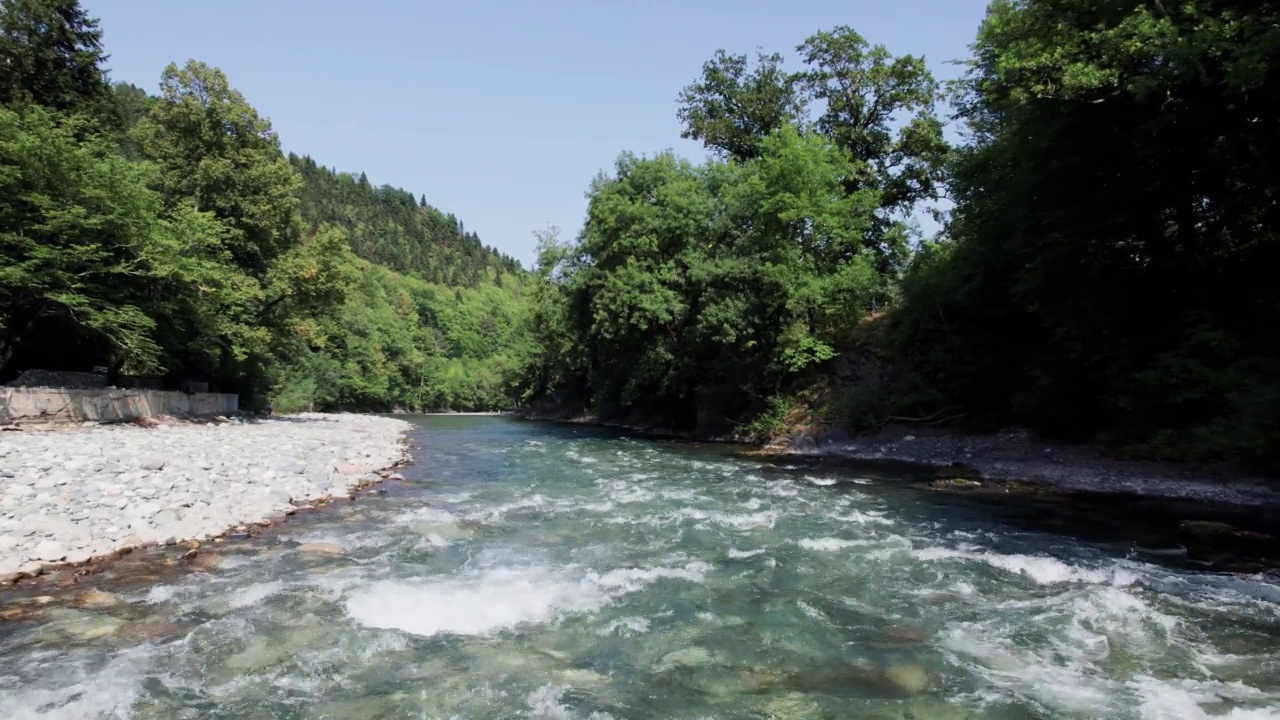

2,416,1278,719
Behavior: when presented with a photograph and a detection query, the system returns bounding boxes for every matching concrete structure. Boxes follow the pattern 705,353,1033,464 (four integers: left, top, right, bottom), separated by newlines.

0,388,238,426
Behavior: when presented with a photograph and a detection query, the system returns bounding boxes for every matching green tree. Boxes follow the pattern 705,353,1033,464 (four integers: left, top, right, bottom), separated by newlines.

0,0,107,113
677,27,948,277
677,49,804,161
135,60,301,278
0,106,160,373
897,0,1280,465
520,127,887,432
795,26,948,215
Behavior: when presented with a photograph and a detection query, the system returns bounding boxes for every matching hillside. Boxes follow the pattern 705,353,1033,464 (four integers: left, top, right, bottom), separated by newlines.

0,0,527,412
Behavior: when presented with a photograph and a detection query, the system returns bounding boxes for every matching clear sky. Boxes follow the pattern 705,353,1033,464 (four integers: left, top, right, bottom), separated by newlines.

82,0,991,267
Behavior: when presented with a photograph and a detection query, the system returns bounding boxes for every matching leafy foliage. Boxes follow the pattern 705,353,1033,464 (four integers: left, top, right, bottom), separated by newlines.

895,0,1280,466
516,127,891,433
0,0,530,413
525,6,1280,472
0,106,161,371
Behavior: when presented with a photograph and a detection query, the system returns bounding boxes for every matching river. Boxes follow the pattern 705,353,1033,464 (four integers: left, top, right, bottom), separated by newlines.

2,416,1278,719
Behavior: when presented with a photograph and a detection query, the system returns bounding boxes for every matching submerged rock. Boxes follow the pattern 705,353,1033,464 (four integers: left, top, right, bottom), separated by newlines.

70,588,119,609
296,542,346,557
655,646,713,672
883,663,930,695
35,608,124,642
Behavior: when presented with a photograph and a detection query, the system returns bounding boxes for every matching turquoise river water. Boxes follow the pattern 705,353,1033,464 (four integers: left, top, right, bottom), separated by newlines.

1,416,1279,719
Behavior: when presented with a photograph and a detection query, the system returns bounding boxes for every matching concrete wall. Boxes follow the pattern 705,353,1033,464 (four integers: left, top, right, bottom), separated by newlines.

0,388,238,426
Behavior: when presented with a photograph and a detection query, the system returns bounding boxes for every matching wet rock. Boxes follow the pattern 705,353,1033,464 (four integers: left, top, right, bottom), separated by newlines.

0,604,36,620
117,620,187,642
1180,519,1236,535
388,472,406,482
930,478,982,490
296,542,346,557
758,691,824,719
70,588,119,609
655,646,713,672
884,663,930,695
36,608,124,642
184,551,220,572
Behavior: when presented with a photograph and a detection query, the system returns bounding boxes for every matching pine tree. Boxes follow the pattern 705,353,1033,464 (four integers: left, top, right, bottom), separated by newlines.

0,0,108,112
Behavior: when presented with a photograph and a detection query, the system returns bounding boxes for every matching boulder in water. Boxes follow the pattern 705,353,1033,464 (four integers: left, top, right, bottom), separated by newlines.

70,589,119,609
655,646,713,672
884,663,930,695
296,541,345,557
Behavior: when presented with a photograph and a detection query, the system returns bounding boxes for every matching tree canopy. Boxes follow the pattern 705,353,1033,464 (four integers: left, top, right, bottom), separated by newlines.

0,0,529,413
521,1,1280,469
5,0,1279,468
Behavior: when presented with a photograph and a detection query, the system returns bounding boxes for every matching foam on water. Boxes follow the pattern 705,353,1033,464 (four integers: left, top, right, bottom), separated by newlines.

937,551,1280,719
600,616,651,636
226,580,287,609
346,567,612,637
5,417,1279,719
0,645,155,720
345,561,709,638
798,537,867,552
831,508,894,526
910,545,1138,586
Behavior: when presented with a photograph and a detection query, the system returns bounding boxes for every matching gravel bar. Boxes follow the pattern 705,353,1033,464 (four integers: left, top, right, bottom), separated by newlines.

0,413,410,582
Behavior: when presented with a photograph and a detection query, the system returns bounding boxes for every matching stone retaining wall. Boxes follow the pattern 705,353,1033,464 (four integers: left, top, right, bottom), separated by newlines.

0,388,239,426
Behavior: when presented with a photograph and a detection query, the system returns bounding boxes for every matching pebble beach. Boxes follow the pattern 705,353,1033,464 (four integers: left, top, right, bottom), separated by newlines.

0,413,410,582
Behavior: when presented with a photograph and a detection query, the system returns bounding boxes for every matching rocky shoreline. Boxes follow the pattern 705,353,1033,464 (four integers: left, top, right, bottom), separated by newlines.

0,413,411,584
521,412,1280,508
771,424,1280,508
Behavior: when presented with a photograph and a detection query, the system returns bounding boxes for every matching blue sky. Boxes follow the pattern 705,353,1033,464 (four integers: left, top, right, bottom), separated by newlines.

83,0,991,267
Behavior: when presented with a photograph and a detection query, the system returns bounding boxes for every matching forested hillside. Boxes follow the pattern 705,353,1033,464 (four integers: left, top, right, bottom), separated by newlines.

5,0,1276,467
517,0,1280,470
0,0,525,412
290,154,523,287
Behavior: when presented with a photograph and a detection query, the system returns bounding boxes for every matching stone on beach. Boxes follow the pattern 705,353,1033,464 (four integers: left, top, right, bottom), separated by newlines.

0,413,408,578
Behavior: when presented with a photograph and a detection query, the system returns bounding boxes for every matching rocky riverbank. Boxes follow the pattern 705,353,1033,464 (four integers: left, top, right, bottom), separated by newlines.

773,424,1280,508
0,413,410,583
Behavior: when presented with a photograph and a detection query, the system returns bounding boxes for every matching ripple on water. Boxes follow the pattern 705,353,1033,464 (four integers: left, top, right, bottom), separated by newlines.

344,560,710,639
3,417,1279,720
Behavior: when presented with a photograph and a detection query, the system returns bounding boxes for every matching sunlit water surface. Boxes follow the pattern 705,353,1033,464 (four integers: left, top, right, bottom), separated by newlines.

2,416,1278,719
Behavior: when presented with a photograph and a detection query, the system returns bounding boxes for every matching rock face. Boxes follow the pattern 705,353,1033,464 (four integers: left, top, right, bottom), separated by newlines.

0,413,409,580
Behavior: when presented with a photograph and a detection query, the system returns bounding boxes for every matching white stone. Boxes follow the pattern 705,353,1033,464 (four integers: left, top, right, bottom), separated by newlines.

65,548,93,564
5,484,34,499
0,414,408,571
32,540,67,562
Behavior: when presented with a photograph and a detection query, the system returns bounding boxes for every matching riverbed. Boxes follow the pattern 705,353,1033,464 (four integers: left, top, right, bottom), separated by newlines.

1,416,1278,718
